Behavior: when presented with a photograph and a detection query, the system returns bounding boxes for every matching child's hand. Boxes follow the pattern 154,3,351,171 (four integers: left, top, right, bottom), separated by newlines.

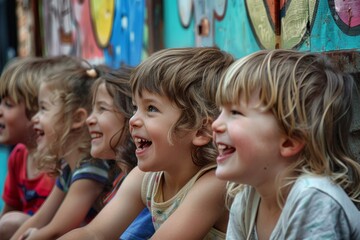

19,228,38,240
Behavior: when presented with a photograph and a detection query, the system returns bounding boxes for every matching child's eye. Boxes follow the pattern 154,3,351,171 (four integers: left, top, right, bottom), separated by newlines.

99,106,107,112
4,100,13,108
95,104,111,113
148,105,158,113
132,105,138,115
39,105,47,112
230,110,243,116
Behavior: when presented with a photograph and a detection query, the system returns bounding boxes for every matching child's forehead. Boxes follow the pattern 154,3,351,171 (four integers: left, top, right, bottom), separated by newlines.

133,89,176,106
134,89,164,100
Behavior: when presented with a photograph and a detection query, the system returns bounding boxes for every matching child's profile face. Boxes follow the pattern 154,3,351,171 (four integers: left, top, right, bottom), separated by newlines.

129,90,190,172
0,96,34,145
212,94,284,186
86,83,125,160
32,83,62,152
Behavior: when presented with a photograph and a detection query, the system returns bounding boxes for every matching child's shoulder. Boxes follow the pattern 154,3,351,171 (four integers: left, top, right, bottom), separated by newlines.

288,174,360,218
8,143,28,166
77,159,111,171
57,159,112,191
10,143,27,155
189,164,227,197
292,174,346,196
72,159,112,183
290,174,349,202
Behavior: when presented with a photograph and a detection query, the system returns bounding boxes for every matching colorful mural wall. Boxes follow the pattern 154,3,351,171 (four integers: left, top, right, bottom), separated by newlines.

164,0,360,59
18,0,360,67
39,0,147,68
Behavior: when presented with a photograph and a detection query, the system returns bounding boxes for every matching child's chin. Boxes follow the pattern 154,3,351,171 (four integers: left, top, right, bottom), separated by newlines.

36,142,46,152
91,148,115,160
215,167,232,181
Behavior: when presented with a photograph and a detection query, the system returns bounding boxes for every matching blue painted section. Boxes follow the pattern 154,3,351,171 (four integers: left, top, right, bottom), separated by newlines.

163,1,195,48
104,0,145,68
305,0,360,52
214,0,261,59
163,0,360,58
128,0,145,66
0,145,10,211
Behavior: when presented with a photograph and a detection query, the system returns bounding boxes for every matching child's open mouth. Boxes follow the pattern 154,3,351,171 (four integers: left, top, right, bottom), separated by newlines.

34,128,45,142
217,143,235,156
134,137,152,150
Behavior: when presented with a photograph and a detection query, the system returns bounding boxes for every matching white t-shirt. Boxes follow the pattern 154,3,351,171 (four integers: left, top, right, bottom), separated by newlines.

227,174,360,240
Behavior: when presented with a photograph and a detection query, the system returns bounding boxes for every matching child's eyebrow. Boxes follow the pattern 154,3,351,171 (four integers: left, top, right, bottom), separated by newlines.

143,98,167,109
38,100,46,105
95,100,112,107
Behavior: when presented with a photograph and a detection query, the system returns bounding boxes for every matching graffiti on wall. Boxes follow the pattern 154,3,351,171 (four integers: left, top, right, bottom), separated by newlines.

165,0,360,58
178,0,227,47
41,0,146,67
19,0,360,65
330,0,360,35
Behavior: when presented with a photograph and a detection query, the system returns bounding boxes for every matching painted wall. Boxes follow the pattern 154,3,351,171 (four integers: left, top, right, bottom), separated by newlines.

164,0,360,58
40,0,146,68
30,0,360,63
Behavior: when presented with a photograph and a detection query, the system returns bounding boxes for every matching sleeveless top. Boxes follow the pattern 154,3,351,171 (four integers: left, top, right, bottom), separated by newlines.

141,164,226,240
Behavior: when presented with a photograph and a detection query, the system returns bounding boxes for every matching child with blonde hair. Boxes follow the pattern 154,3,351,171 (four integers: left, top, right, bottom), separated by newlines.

11,64,113,240
0,55,81,239
86,66,154,239
60,47,234,239
212,49,360,239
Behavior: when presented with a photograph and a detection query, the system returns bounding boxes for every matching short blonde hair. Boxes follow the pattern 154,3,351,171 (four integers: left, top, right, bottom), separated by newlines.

218,49,360,206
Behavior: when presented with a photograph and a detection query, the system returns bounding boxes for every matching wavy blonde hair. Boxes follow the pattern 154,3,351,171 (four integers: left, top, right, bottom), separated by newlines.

35,64,99,176
131,47,234,166
219,49,360,207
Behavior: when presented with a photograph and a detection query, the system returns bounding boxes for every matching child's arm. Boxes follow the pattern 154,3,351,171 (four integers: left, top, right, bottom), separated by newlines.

10,186,65,240
58,167,146,240
0,203,18,217
16,178,105,240
152,170,228,240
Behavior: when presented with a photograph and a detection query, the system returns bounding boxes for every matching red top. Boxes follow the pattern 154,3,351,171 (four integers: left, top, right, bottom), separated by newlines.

2,144,55,215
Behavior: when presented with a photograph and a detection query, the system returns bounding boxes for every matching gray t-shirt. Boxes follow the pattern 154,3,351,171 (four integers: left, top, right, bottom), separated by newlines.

227,175,360,240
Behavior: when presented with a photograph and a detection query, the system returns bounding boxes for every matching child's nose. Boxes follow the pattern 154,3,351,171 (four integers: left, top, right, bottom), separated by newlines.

86,114,96,126
129,112,141,128
31,112,39,123
212,116,226,133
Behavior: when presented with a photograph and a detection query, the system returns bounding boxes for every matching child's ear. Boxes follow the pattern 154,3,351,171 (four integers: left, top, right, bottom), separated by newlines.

192,118,213,146
72,108,88,129
280,136,305,158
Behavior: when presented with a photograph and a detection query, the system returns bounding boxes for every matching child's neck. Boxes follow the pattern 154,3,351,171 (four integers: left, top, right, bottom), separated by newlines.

26,153,41,179
161,164,202,201
255,180,291,240
25,137,37,150
63,148,85,171
256,196,281,240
